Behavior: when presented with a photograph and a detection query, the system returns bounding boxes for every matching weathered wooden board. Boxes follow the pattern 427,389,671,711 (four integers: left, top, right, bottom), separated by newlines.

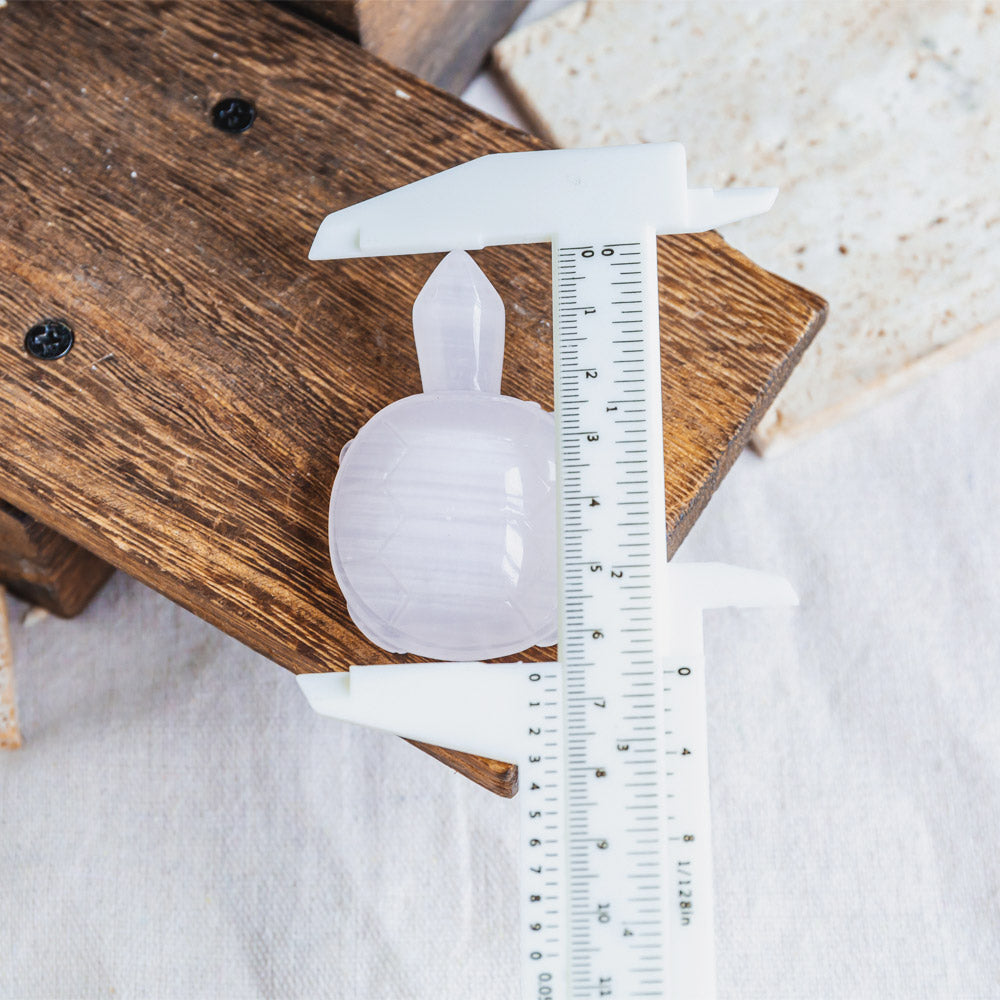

0,501,114,616
0,1,825,795
290,0,528,93
3,0,517,617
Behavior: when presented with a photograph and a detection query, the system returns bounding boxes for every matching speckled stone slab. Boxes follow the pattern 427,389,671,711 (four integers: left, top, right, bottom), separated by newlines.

494,1,1000,453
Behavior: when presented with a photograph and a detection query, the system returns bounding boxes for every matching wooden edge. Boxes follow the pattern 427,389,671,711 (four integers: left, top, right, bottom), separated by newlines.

0,501,114,618
284,0,360,37
290,0,529,93
665,233,828,556
410,740,519,798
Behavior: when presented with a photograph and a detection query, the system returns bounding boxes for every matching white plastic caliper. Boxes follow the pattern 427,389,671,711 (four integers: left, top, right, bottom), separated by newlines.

303,144,796,1000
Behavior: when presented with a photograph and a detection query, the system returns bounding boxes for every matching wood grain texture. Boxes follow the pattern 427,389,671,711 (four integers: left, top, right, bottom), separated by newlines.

289,0,528,93
0,501,114,617
0,1,825,795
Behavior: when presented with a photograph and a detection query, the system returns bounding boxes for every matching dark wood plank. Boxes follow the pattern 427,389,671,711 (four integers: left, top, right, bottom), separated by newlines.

0,1,825,795
0,501,114,617
289,0,360,36
288,0,528,93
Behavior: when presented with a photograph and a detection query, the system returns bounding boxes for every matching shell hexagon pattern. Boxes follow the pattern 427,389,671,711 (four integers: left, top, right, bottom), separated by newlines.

329,251,558,660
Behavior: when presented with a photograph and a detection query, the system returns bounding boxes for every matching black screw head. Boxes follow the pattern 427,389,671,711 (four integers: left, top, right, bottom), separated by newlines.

211,97,256,133
24,319,74,360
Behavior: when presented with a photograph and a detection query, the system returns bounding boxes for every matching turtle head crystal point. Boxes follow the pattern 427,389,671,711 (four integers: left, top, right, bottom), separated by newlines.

413,250,505,394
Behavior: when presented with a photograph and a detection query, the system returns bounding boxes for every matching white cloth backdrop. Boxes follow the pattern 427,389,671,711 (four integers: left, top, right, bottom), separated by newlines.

3,339,998,1000
2,15,999,1000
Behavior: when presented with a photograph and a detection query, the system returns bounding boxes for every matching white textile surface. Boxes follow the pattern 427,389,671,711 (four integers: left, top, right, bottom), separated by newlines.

4,20,1000,999
3,339,998,1000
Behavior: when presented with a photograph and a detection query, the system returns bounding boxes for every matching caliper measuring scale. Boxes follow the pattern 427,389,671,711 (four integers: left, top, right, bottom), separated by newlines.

301,143,792,1000
550,232,672,999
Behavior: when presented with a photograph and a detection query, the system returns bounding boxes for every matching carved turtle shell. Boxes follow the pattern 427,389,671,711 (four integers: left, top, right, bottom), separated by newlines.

328,251,558,660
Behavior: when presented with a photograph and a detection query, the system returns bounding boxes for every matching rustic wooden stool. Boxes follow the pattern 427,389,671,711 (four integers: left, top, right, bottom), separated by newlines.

0,0,825,794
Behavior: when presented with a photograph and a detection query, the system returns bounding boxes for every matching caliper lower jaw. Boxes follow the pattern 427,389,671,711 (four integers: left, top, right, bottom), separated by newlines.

297,562,797,764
